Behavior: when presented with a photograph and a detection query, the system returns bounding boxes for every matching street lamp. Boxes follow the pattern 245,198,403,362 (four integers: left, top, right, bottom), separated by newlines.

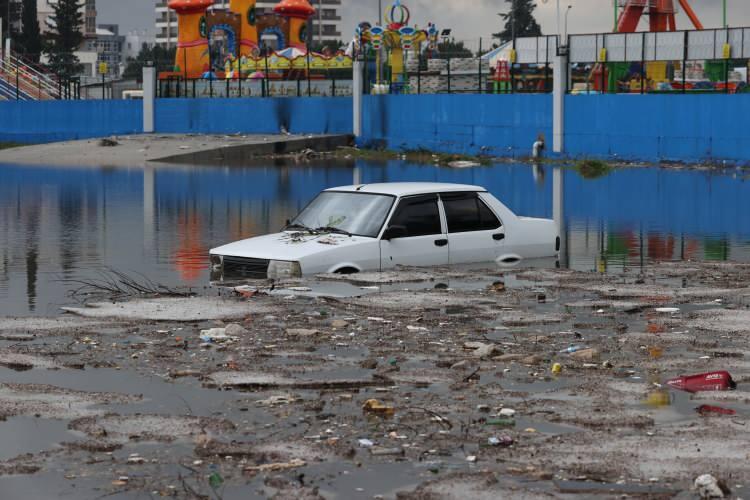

723,0,727,28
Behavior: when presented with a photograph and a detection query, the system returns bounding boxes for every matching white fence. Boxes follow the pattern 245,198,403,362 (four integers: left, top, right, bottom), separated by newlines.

511,27,750,64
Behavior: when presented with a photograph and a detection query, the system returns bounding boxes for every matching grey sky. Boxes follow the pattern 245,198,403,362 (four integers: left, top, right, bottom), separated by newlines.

98,0,750,45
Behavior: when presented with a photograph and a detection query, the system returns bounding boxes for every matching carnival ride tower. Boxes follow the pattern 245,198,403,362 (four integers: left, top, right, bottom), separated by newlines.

617,0,703,33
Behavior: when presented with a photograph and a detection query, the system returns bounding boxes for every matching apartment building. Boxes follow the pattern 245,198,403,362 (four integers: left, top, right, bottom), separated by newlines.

37,0,98,38
155,0,342,50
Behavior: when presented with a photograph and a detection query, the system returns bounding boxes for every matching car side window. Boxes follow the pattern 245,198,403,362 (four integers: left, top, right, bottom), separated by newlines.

388,195,442,237
442,193,501,233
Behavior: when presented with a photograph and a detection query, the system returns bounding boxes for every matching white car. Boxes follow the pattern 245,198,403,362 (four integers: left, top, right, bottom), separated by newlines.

209,182,559,281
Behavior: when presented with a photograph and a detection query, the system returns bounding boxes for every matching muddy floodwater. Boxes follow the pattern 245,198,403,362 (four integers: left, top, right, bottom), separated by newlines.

0,159,749,499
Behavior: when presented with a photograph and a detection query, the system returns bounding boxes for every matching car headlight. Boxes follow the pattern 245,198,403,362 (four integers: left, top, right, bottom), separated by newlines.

267,260,302,280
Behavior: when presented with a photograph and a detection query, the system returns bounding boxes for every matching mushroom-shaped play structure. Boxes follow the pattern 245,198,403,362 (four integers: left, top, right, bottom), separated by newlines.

273,0,315,49
169,0,215,78
230,0,259,57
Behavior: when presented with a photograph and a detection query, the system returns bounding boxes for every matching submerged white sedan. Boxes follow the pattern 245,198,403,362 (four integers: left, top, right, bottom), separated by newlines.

209,183,559,281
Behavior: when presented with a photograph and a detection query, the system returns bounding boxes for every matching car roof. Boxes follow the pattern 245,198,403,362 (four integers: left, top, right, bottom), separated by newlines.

326,182,487,197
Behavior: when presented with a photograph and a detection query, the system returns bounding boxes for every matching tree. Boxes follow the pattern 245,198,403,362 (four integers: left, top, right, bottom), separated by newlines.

0,0,9,36
123,43,176,80
436,39,473,59
45,0,84,78
493,0,542,44
19,0,42,61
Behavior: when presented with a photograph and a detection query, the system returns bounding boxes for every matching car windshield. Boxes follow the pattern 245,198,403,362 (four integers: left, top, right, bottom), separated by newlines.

290,192,394,238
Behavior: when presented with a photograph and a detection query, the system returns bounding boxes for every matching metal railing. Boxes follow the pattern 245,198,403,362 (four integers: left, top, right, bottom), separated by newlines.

0,52,79,100
158,76,354,99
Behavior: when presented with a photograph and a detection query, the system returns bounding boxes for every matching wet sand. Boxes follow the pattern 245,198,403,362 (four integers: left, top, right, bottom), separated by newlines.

0,261,748,498
0,133,351,168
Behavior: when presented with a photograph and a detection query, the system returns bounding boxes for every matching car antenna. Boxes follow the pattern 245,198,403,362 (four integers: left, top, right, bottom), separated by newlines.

355,185,367,191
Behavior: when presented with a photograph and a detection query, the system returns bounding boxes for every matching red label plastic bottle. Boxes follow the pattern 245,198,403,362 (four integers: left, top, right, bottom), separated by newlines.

665,371,737,393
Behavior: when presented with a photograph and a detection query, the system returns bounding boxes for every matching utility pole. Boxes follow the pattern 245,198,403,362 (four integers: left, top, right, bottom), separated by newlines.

723,0,727,28
613,0,618,32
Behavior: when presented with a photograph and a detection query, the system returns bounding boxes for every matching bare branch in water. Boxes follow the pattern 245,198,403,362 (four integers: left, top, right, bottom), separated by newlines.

59,269,194,300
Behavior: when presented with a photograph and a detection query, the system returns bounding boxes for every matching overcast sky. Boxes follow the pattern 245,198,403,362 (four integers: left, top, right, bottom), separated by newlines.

98,0,750,46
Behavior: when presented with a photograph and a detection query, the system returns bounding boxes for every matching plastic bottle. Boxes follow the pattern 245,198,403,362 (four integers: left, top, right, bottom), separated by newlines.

560,345,585,354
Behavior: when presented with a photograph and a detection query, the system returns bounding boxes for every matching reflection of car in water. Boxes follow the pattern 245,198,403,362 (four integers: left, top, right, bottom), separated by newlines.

209,183,559,281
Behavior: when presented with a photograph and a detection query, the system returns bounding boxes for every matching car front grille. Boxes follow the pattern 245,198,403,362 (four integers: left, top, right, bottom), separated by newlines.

221,256,270,279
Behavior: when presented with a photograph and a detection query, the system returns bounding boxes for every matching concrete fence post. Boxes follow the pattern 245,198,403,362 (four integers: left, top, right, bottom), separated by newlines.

143,66,156,134
353,61,363,138
553,52,568,154
553,166,567,267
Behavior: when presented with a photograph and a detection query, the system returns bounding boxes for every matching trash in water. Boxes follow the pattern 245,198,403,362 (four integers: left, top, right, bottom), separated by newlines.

358,438,375,448
666,371,737,393
448,160,481,169
199,328,236,343
499,408,516,417
696,405,737,417
648,346,664,359
560,345,586,354
370,447,405,456
362,399,396,417
570,348,599,361
244,459,306,473
486,417,515,428
488,435,514,447
645,390,672,408
209,471,224,489
647,323,667,334
551,362,563,374
655,307,680,314
694,474,730,499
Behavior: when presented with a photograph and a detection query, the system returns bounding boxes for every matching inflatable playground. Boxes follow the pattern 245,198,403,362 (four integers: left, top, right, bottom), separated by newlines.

346,0,441,93
161,0,353,83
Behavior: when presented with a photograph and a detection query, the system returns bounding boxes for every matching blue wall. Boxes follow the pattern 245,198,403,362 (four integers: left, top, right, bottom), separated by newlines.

0,100,142,143
155,97,352,135
565,94,750,162
3,94,750,163
360,94,553,157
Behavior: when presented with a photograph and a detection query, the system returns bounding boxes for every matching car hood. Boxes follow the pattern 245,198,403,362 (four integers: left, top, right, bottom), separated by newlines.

210,232,376,261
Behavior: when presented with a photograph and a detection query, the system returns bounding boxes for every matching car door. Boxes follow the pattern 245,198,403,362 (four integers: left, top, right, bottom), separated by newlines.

380,194,449,269
440,192,505,265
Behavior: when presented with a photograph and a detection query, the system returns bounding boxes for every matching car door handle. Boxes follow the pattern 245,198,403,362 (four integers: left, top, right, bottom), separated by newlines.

493,233,505,241
435,239,448,247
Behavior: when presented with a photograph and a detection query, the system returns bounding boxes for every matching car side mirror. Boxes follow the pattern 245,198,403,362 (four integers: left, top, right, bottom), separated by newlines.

382,225,408,241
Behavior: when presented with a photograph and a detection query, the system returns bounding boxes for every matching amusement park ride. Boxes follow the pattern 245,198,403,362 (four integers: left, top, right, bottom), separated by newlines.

586,0,741,93
163,0,354,81
616,0,704,33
